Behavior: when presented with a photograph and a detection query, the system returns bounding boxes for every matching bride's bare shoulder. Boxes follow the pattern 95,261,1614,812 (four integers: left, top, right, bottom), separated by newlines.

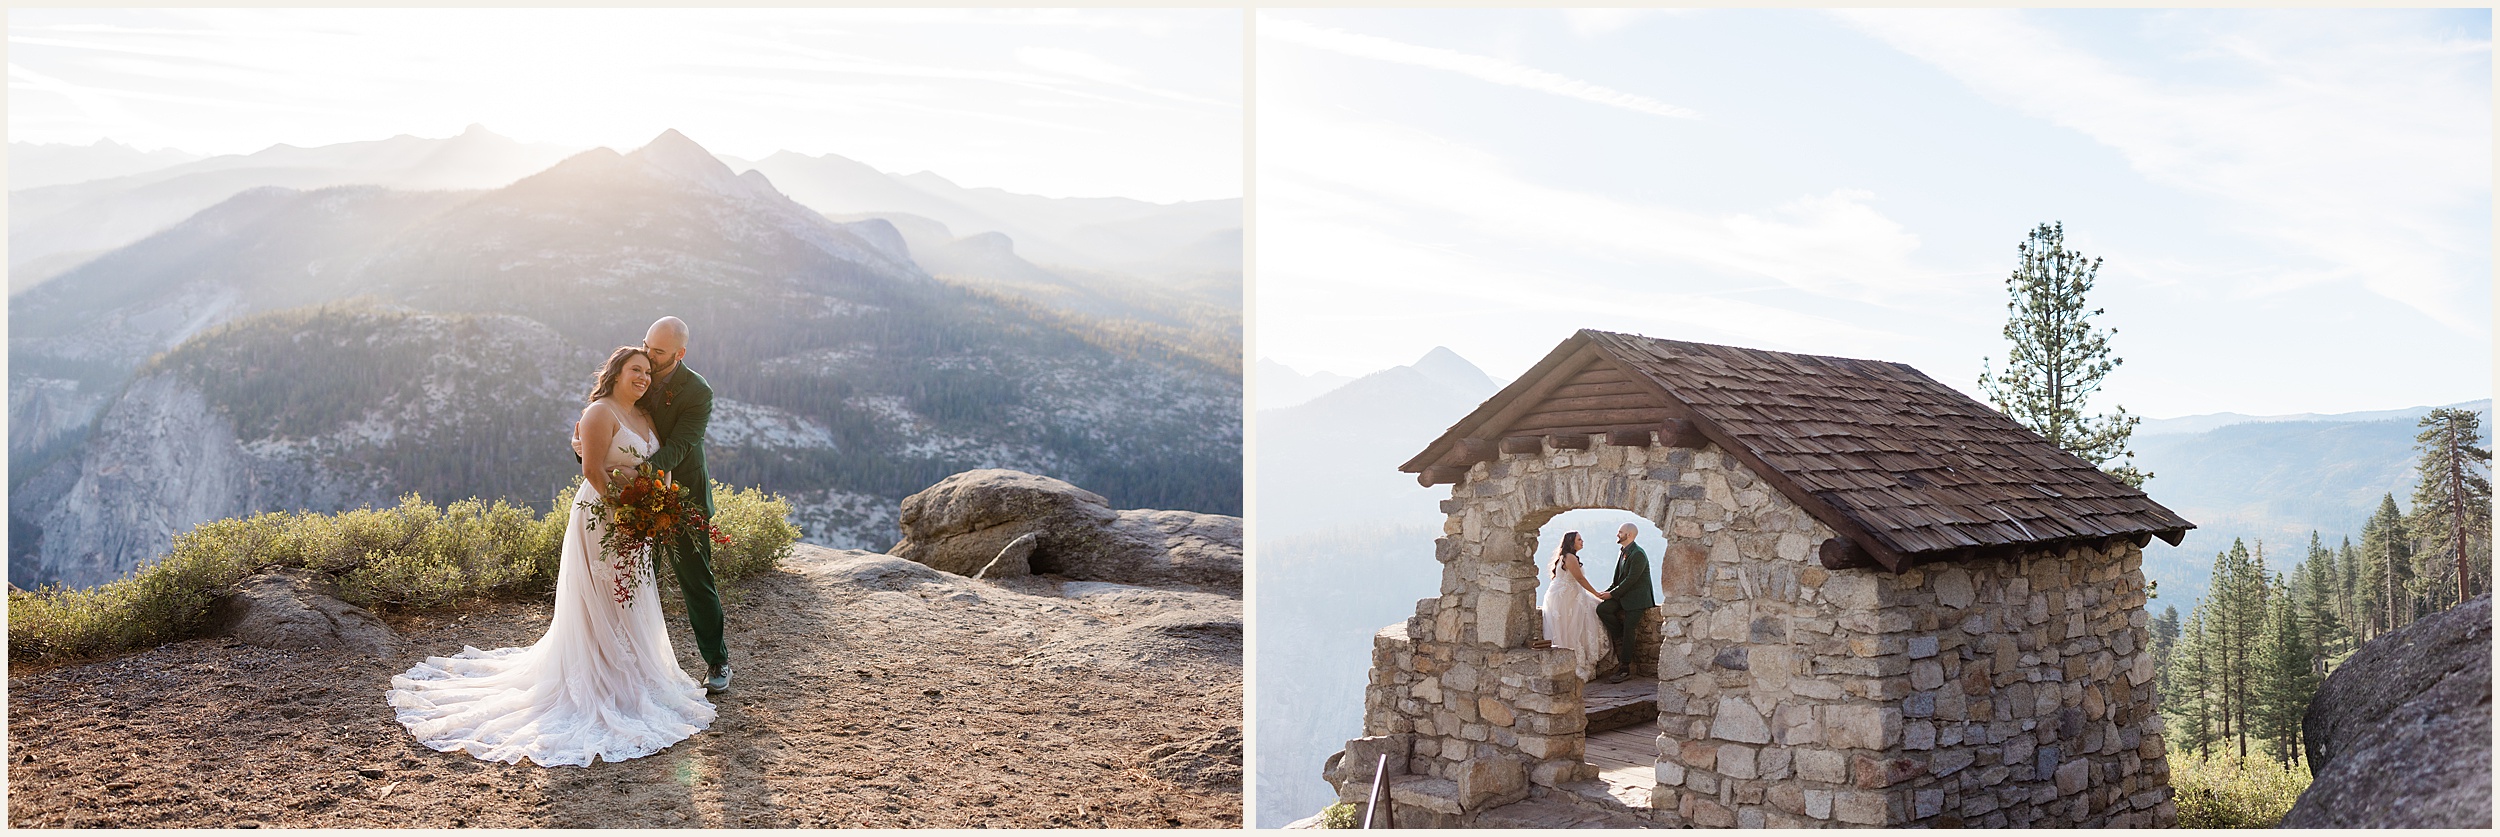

578,400,622,430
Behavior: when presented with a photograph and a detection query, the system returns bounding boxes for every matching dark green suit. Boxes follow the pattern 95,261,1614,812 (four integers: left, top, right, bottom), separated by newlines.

638,362,725,670
1595,541,1655,674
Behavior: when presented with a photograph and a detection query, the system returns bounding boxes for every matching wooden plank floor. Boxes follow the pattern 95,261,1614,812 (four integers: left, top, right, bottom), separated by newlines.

1584,726,1657,794
1584,677,1657,715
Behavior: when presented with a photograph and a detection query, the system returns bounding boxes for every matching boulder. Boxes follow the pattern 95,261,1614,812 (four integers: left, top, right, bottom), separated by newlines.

210,570,399,656
1111,509,1243,591
892,469,1239,590
975,532,1038,580
2282,593,2491,828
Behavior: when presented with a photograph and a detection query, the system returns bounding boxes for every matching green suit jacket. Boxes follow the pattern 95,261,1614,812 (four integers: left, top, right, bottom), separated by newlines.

1606,542,1657,612
637,363,714,515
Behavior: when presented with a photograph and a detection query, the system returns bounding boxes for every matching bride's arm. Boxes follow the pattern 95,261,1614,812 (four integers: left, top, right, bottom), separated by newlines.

578,404,622,489
1565,554,1602,596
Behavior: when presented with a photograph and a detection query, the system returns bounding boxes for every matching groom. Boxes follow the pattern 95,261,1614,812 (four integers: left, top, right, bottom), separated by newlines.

1593,523,1656,684
635,316,731,694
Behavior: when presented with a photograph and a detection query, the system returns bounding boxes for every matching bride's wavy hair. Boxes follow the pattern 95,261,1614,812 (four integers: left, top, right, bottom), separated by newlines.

586,346,653,404
1558,531,1582,556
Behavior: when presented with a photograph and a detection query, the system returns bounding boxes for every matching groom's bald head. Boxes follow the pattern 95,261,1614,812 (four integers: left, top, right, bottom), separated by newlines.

644,316,691,376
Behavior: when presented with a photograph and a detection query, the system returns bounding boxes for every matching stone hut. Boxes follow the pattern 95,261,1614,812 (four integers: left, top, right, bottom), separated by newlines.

1321,330,2192,828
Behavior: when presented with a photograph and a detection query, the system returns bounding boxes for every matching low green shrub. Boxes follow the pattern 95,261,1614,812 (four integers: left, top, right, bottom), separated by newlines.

9,481,802,664
1319,803,1358,829
705,481,800,582
2170,751,2312,828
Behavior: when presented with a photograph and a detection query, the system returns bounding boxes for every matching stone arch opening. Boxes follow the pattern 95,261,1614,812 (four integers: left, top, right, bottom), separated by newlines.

1340,434,1864,826
1525,508,1665,670
1518,507,1673,810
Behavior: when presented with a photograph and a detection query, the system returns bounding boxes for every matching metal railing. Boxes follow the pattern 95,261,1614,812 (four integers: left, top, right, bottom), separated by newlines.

1363,753,1396,829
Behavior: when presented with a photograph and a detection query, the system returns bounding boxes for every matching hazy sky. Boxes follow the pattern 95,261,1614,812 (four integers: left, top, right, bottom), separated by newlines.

8,8,1241,202
1257,9,2492,418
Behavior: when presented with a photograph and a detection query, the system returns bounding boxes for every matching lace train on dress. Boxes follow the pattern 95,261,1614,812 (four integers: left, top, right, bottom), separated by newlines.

385,425,714,766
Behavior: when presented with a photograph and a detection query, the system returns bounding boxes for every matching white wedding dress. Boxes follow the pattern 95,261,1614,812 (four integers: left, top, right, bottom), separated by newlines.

386,422,715,766
1542,553,1612,681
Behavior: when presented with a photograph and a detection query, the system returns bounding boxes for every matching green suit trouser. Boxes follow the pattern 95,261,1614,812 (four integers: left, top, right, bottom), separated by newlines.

1595,598,1641,672
664,526,727,670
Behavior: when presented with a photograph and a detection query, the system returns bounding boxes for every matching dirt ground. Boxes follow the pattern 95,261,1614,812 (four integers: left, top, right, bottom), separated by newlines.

6,546,1242,828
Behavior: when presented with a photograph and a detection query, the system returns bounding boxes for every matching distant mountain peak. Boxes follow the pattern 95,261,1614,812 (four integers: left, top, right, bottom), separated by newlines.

1413,345,1466,368
627,129,746,194
1409,346,1496,393
633,129,717,162
956,230,1017,254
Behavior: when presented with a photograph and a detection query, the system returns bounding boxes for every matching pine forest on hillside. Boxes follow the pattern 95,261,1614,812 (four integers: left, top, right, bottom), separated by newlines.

2154,408,2491,772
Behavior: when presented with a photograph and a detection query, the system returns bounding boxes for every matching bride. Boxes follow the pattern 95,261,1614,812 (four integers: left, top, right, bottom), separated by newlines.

385,346,716,766
1541,531,1611,681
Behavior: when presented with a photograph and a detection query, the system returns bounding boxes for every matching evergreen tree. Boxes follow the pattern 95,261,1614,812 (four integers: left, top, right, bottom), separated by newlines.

2165,608,2217,759
2150,604,2181,673
2239,541,2273,758
2298,532,2346,658
2409,527,2457,620
2408,407,2492,608
2257,574,2320,767
2359,496,2413,635
2336,536,2360,640
1977,222,2148,486
2149,603,2182,697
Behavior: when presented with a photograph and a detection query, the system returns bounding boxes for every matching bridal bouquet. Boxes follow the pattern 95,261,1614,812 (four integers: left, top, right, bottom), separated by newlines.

579,450,734,606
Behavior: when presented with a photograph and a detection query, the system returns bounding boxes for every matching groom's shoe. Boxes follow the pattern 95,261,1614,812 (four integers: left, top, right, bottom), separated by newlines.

705,664,732,694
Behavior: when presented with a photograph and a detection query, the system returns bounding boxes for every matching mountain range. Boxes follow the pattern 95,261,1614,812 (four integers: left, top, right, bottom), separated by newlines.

9,127,1243,303
9,139,206,192
729,150,1240,284
2132,398,2490,605
1255,358,1360,411
1254,347,1500,540
7,126,581,292
10,129,1240,590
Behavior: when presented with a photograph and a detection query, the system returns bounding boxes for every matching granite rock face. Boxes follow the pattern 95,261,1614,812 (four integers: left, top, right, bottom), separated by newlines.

211,570,400,656
2282,593,2492,828
892,469,1239,590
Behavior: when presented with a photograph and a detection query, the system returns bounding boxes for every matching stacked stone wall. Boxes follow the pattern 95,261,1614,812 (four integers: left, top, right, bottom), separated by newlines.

1652,539,2174,827
1339,434,2174,827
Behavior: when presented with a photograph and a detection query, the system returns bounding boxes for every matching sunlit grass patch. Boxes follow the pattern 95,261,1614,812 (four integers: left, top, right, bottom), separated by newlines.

2170,751,2312,828
10,481,799,664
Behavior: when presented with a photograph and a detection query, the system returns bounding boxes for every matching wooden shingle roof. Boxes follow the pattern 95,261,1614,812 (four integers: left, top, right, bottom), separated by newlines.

1402,329,2193,571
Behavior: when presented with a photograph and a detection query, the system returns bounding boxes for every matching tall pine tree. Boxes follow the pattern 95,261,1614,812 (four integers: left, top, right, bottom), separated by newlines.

2336,536,2362,640
2242,541,2274,757
2164,608,2217,759
2359,495,2414,636
1978,222,2148,486
2298,532,2346,658
2407,407,2492,608
2256,574,2320,767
